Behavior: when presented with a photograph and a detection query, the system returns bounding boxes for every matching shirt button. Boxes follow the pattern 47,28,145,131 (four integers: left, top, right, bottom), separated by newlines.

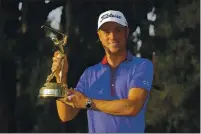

112,84,114,87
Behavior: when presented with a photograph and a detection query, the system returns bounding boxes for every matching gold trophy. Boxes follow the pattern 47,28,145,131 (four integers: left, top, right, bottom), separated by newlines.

38,25,68,99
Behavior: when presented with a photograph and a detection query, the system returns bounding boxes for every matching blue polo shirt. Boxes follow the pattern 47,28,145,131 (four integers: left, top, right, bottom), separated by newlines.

75,51,153,133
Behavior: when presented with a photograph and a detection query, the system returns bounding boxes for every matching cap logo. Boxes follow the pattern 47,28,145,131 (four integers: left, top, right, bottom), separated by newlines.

100,13,122,23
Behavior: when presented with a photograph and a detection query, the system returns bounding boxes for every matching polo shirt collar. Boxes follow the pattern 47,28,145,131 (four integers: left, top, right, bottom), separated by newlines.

101,51,133,65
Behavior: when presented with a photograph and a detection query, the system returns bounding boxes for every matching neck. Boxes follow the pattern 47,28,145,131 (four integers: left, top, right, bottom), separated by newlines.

106,50,127,68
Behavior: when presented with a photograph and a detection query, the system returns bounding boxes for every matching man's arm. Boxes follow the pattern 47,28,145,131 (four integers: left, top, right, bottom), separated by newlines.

56,100,79,122
56,76,80,122
90,60,153,116
56,67,89,122
91,88,148,116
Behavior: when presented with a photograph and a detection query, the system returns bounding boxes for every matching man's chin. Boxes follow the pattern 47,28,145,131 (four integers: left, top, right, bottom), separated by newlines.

108,49,122,55
104,47,125,55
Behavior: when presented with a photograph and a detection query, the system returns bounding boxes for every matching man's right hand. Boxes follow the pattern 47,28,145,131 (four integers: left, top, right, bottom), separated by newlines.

51,51,68,83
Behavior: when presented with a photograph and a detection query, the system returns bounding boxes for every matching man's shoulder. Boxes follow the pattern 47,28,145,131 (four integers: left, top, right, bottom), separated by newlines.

131,57,154,75
132,56,153,66
85,62,103,73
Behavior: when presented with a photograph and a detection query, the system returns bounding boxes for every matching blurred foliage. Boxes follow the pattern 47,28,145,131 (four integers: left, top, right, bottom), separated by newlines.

146,0,200,132
0,0,199,133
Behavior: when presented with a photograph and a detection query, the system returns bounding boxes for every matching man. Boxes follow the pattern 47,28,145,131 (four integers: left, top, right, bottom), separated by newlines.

53,10,154,133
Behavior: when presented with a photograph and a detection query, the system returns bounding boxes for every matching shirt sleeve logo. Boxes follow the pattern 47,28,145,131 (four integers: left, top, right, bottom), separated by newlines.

143,80,150,87
98,88,104,94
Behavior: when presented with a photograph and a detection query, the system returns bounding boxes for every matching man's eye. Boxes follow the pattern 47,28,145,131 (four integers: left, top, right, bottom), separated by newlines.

116,29,121,32
104,31,110,34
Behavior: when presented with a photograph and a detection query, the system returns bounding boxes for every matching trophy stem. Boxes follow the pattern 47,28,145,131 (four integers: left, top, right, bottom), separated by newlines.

59,58,64,83
46,70,56,83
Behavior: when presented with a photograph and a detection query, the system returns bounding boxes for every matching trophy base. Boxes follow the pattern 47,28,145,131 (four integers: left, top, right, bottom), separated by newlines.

38,82,67,99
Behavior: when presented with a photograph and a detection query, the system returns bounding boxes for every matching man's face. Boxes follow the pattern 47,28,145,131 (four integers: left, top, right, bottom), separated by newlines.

97,22,129,55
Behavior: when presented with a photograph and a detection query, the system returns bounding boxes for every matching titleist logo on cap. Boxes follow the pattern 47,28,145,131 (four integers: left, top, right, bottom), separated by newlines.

97,10,128,30
100,13,122,23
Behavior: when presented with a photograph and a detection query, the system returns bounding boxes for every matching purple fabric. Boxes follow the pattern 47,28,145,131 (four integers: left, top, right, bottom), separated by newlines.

75,52,153,133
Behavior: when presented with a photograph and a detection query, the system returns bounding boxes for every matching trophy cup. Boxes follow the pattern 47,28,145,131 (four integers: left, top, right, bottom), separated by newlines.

38,25,69,99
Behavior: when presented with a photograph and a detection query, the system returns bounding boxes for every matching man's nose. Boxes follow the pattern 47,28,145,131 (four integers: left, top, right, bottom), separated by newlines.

108,32,116,40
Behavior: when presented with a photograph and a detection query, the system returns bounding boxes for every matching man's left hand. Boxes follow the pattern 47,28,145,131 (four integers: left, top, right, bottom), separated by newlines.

59,89,88,109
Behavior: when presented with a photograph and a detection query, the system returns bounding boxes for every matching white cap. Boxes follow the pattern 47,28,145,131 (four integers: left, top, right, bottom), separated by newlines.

97,10,128,30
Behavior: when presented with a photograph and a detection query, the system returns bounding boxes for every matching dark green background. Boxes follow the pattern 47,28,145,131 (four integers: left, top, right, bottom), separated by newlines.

0,0,200,133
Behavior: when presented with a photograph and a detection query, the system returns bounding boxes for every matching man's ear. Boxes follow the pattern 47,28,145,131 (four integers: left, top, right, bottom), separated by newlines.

125,27,129,40
97,30,101,42
97,30,100,37
126,27,129,37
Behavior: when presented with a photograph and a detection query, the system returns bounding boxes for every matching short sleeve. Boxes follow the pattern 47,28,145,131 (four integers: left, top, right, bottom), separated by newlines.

75,68,89,94
128,60,154,92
